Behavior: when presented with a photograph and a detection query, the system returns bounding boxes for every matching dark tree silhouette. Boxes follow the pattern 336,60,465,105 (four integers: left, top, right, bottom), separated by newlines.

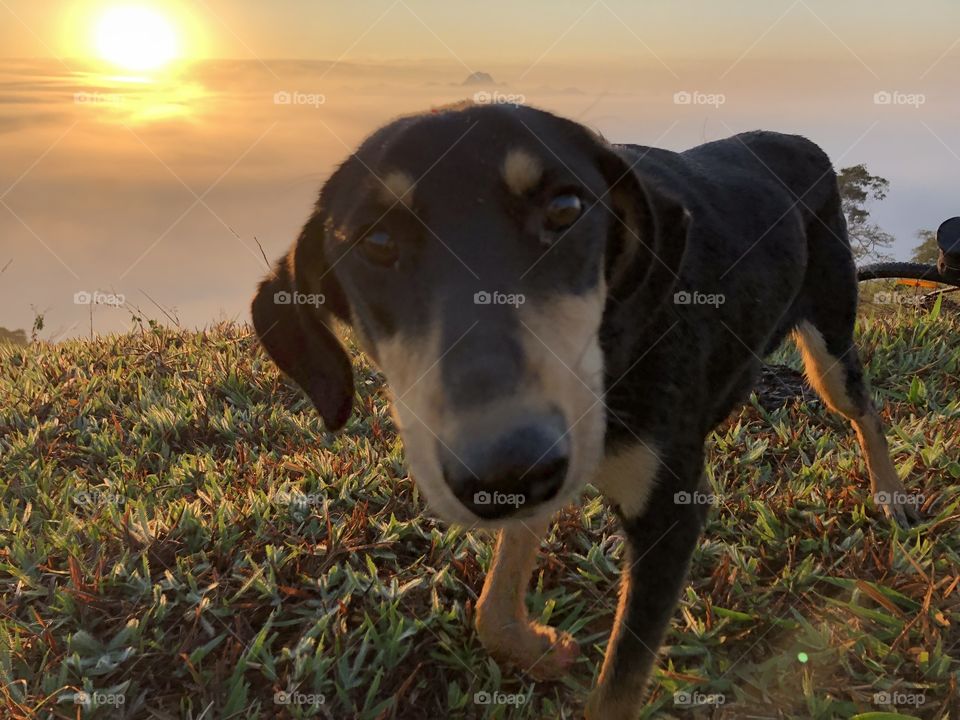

837,164,894,261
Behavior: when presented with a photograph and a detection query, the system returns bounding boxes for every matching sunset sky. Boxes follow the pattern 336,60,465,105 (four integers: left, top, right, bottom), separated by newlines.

1,1,958,63
1,1,959,338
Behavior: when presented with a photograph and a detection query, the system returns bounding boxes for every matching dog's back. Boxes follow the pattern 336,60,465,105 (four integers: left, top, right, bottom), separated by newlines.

618,131,838,228
602,132,850,436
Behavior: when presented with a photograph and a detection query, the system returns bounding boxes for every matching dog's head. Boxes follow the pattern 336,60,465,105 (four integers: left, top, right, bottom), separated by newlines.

253,103,688,526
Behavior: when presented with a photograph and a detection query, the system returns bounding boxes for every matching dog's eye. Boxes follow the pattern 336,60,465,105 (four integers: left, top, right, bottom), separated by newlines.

544,193,583,232
358,229,399,267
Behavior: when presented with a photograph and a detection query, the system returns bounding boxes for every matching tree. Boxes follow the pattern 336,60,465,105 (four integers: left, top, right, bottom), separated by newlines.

911,229,940,264
837,165,895,261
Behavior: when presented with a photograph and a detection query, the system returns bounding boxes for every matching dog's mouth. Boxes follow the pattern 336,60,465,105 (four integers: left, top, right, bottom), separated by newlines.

446,454,573,521
435,407,572,521
390,397,606,528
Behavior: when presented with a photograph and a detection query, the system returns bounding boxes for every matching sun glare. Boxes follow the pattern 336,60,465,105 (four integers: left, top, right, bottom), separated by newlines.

94,6,180,72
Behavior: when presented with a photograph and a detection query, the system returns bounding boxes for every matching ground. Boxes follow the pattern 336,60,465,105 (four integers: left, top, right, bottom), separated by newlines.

1,303,959,719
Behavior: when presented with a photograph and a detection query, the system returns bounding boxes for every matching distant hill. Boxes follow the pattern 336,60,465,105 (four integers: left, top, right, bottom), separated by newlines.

0,327,26,345
462,71,495,86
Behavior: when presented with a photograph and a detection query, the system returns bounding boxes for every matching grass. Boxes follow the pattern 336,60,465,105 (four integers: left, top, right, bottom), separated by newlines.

1,303,959,719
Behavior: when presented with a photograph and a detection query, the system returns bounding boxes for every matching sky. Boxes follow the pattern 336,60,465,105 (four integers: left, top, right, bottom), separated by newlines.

1,1,959,338
0,1,958,64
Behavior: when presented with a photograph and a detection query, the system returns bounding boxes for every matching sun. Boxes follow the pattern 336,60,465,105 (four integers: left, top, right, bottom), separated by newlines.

94,6,180,72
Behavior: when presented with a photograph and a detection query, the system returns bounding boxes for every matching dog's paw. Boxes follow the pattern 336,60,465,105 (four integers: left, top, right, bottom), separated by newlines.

524,624,579,680
479,621,579,681
876,491,925,529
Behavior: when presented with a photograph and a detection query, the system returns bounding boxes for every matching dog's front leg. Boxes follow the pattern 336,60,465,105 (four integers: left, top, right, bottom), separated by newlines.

587,465,708,720
475,519,580,680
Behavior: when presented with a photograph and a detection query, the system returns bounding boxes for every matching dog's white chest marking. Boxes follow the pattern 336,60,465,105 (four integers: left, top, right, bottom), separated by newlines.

592,442,661,517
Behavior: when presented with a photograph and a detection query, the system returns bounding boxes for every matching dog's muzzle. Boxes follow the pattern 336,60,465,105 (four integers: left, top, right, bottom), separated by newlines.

438,410,569,519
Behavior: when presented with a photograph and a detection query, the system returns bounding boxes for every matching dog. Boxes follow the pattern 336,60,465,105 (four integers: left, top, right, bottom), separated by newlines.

251,102,922,718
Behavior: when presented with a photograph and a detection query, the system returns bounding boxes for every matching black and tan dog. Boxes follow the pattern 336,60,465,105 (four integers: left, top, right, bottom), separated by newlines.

252,102,922,718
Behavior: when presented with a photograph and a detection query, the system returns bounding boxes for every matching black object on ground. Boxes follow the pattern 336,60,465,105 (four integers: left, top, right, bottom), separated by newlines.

753,364,816,411
938,217,960,282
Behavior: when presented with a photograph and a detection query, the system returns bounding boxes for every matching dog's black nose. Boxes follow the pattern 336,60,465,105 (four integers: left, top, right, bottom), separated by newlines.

440,412,569,519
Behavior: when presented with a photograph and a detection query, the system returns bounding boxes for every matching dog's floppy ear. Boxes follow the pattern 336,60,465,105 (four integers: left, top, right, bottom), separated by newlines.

595,144,689,309
251,223,354,431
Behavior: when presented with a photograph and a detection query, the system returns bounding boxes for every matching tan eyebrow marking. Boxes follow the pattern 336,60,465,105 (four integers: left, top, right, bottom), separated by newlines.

380,171,416,208
502,149,543,196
